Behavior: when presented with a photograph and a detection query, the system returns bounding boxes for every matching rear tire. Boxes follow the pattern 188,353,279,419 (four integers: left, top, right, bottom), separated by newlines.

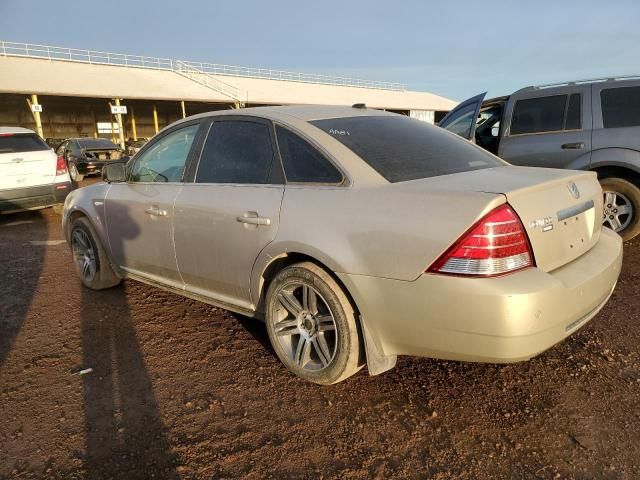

600,177,640,241
70,216,121,290
265,262,363,385
70,163,84,183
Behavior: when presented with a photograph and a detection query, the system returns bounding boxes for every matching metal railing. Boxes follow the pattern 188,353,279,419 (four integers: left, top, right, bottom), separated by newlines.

177,60,406,90
174,60,247,104
0,40,406,91
0,40,173,70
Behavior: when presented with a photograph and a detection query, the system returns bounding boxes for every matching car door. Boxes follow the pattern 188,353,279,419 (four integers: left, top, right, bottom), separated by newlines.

104,121,202,287
438,92,486,140
498,87,592,169
173,117,284,311
55,140,68,159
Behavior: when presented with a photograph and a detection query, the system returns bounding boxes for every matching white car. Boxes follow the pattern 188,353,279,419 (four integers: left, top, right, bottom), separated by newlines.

0,127,72,214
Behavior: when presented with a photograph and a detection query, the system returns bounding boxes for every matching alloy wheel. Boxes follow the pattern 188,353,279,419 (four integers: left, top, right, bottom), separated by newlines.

71,228,97,282
272,283,338,371
603,190,633,232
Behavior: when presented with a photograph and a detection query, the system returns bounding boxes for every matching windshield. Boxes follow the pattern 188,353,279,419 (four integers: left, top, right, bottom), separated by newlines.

0,134,50,153
310,115,504,183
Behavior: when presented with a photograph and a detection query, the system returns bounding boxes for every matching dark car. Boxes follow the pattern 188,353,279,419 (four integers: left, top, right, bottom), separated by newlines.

439,76,640,240
56,138,125,182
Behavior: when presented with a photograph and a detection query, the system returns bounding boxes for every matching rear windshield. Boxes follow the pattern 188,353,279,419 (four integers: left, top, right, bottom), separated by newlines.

0,134,50,153
78,138,119,149
310,116,503,182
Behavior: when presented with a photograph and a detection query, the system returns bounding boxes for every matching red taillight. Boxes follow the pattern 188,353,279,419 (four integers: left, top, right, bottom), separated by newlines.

56,156,67,176
427,204,534,277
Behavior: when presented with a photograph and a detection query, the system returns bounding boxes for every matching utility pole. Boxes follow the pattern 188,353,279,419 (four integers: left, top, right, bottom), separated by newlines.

153,104,159,134
114,98,125,150
130,106,138,141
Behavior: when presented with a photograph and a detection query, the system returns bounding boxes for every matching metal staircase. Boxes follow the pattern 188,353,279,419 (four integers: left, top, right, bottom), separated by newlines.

174,60,248,107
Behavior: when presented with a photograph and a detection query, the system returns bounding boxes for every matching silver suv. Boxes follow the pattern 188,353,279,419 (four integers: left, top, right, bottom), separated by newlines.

440,76,640,240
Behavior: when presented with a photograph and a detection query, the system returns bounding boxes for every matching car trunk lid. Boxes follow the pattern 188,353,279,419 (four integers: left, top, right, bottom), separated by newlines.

0,149,57,190
423,166,603,272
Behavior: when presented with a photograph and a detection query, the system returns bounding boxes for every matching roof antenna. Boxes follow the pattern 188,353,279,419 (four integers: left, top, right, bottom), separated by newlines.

352,103,366,109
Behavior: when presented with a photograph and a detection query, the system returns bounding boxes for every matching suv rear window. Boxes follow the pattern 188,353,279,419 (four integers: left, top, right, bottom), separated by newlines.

0,134,49,153
310,116,503,183
601,86,640,128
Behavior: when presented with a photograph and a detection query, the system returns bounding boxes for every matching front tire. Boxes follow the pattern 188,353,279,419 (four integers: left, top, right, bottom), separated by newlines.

265,262,363,385
600,177,640,241
70,216,121,290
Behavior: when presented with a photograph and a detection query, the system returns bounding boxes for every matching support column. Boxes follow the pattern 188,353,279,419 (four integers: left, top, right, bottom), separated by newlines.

27,94,44,138
91,109,98,138
180,100,186,119
130,106,138,141
114,98,125,150
153,104,159,134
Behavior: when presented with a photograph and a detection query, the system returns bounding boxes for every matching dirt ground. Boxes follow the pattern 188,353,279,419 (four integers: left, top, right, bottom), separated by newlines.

1,189,639,479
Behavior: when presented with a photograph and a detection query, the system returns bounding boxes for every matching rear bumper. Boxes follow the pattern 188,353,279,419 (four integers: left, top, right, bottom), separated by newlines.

338,228,623,363
0,182,72,213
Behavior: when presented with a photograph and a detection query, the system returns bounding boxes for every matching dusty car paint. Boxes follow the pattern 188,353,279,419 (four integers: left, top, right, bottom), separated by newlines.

63,105,623,376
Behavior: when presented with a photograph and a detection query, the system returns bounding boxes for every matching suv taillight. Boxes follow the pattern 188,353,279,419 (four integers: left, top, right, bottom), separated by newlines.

427,204,534,277
56,156,67,176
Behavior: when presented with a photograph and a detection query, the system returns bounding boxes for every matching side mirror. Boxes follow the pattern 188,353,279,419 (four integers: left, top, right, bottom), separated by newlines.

102,162,127,183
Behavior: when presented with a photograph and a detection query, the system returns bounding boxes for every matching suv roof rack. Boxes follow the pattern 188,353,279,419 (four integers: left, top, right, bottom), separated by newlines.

522,75,640,91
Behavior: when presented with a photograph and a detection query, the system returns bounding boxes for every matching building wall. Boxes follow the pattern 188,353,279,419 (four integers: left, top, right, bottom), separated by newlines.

0,93,230,142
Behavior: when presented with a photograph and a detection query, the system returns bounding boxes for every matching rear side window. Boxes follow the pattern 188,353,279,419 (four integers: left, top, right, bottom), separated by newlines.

275,126,343,184
196,121,274,184
0,134,49,153
601,86,640,128
311,116,503,183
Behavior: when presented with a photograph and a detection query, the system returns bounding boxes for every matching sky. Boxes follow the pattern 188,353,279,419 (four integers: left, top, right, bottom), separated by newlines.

1,0,638,102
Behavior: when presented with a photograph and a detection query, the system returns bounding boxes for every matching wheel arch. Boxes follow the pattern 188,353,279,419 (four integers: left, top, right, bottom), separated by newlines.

254,251,358,318
64,204,119,275
252,248,396,375
590,164,640,188
589,148,640,187
64,206,92,241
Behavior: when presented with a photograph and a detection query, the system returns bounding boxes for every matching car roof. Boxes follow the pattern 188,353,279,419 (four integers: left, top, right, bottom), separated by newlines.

0,126,37,135
177,104,398,125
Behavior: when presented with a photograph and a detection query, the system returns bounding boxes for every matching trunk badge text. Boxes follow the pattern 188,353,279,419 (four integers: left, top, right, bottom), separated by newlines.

568,181,580,199
529,217,554,232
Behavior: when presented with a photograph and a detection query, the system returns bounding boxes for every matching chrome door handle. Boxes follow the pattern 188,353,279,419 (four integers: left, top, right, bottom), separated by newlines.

561,142,585,150
145,206,167,216
236,211,271,226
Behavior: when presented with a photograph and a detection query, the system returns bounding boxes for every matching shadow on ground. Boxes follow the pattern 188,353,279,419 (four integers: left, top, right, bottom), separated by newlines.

0,210,47,368
80,284,179,479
